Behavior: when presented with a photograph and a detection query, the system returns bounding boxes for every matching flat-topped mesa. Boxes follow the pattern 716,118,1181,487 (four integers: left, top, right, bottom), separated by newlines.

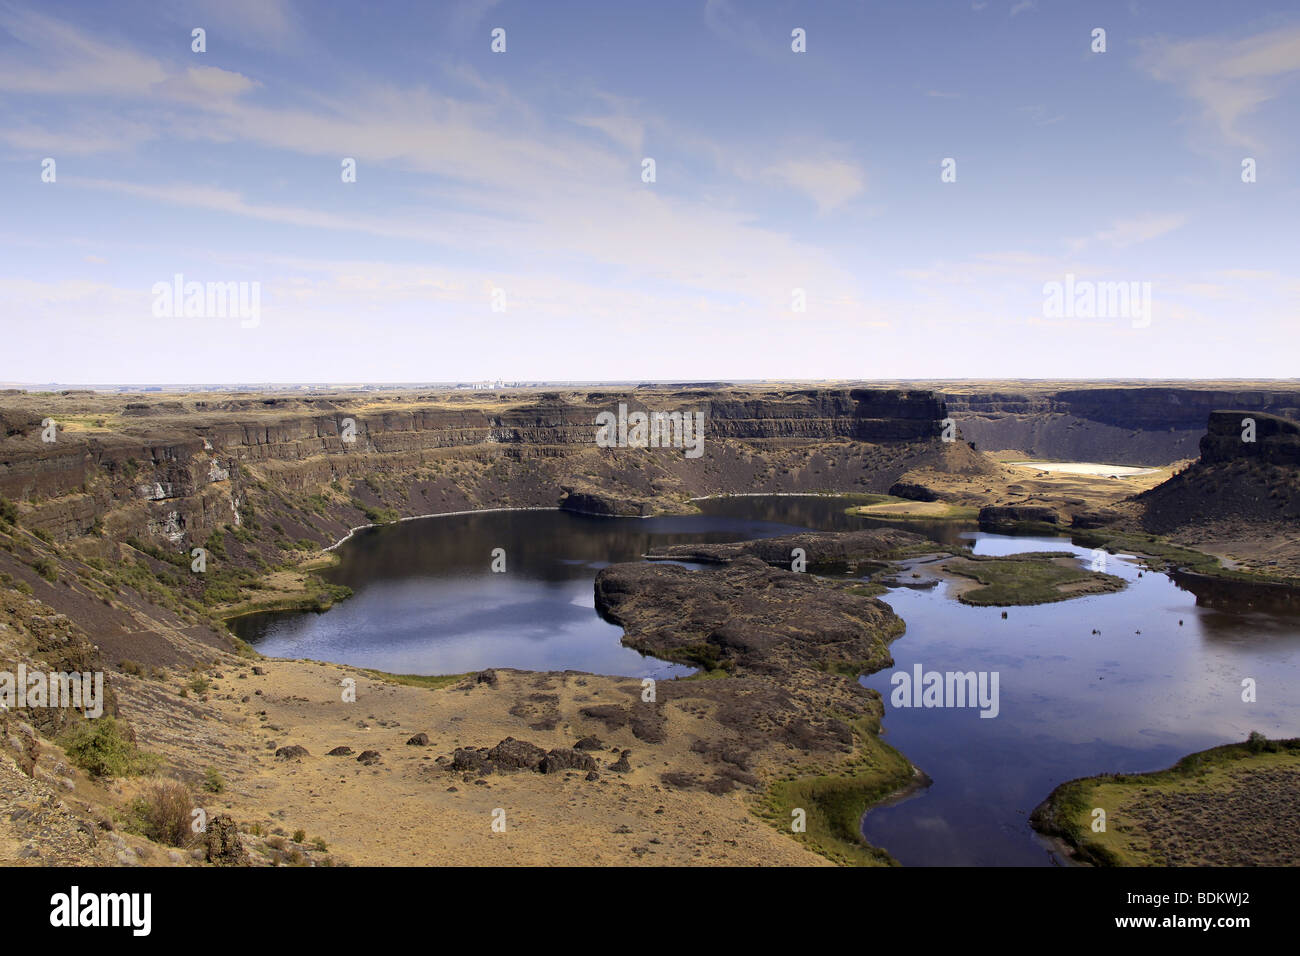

705,389,946,442
1200,411,1300,467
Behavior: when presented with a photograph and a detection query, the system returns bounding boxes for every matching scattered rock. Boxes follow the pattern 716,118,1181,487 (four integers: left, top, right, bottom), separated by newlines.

205,814,249,866
539,748,598,774
609,750,632,773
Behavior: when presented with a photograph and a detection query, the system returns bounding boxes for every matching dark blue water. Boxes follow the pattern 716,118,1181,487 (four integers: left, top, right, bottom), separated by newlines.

228,495,1300,865
860,535,1300,865
229,504,818,677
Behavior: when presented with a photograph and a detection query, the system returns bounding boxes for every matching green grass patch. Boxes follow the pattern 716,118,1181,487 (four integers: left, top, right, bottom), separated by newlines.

946,553,1125,606
355,668,468,690
757,717,916,866
1032,735,1300,866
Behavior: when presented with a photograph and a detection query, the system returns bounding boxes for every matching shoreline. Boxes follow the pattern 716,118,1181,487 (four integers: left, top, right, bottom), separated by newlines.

223,494,937,865
212,494,1292,867
322,505,560,552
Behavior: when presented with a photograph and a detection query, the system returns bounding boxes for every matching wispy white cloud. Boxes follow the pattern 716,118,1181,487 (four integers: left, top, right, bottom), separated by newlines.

1085,213,1188,250
0,7,166,94
1141,25,1300,150
762,159,864,213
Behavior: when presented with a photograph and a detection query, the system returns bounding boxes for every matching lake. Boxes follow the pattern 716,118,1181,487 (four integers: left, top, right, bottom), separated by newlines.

229,495,1300,865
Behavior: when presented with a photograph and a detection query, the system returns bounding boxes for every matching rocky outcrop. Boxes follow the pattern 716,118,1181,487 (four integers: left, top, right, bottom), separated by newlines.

888,481,939,502
204,814,249,866
1138,410,1300,532
944,386,1300,465
977,505,1060,530
595,555,905,676
447,737,597,776
559,489,653,517
1199,411,1300,466
588,547,915,792
643,528,931,571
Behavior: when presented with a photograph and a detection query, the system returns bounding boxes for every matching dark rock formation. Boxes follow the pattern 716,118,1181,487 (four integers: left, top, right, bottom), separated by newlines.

539,748,598,774
204,814,248,866
326,746,354,756
944,386,1300,466
488,737,547,771
1200,411,1300,466
447,737,595,777
406,733,430,746
595,555,904,676
608,750,632,774
888,481,939,502
274,745,309,760
1138,410,1300,532
644,527,929,572
1071,509,1122,529
559,489,652,517
978,505,1060,530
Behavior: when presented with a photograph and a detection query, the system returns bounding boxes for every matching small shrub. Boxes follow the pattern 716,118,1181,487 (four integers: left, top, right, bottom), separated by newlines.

292,828,306,843
129,780,195,847
203,766,225,794
1246,730,1278,754
62,717,157,778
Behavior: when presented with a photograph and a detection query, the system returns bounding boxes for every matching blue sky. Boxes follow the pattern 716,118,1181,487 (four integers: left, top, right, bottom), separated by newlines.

2,0,1297,384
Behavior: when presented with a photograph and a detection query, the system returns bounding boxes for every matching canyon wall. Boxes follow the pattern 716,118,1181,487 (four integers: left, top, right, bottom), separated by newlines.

0,388,950,548
945,387,1300,465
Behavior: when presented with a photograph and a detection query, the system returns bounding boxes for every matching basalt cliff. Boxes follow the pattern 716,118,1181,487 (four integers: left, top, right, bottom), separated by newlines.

943,384,1300,465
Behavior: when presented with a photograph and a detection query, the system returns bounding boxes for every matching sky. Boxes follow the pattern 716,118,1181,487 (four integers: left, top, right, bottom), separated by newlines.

1,0,1297,385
